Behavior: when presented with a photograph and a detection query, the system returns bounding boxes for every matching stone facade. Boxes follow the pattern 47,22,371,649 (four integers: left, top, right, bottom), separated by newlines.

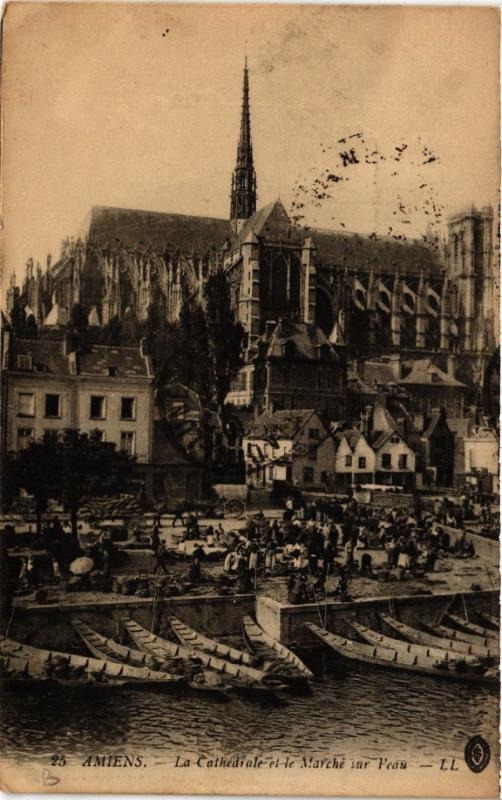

243,409,336,490
2,333,154,463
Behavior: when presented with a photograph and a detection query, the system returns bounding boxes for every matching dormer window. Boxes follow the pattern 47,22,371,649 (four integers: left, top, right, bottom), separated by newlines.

16,354,33,371
431,373,439,383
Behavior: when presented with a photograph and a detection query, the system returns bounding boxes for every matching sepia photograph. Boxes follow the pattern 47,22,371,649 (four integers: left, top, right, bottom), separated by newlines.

0,3,500,795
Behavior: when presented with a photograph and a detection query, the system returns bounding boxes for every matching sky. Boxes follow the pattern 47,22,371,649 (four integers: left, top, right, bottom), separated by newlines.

2,3,500,283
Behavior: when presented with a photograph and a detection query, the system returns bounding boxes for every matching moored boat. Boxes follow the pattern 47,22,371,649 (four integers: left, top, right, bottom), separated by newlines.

0,637,184,686
241,615,313,688
420,619,498,649
124,618,286,698
167,616,260,668
304,623,498,685
445,614,500,641
476,611,500,631
167,615,285,687
379,614,497,661
72,619,231,700
351,621,482,667
242,615,313,678
0,652,127,689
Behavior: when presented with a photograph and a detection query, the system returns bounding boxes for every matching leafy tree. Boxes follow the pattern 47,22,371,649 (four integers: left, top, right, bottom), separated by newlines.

8,430,137,540
179,303,213,402
58,429,137,538
204,272,244,410
7,433,61,535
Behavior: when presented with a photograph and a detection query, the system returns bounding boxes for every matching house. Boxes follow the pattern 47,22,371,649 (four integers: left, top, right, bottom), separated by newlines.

419,409,456,486
2,332,154,463
243,409,336,490
398,357,469,420
333,429,375,488
349,353,472,424
227,319,346,420
460,423,499,494
369,401,417,489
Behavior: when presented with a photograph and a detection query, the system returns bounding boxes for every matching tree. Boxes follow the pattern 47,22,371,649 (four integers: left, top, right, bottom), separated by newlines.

8,430,137,540
179,303,213,403
7,433,61,535
58,429,137,539
204,272,244,410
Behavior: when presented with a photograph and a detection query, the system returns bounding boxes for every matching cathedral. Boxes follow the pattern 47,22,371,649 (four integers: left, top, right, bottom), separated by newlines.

6,60,498,414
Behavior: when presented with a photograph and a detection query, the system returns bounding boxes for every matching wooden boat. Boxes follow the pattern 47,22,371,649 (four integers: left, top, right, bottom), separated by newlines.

167,615,287,688
241,615,314,680
72,619,230,700
420,619,498,649
124,618,283,689
123,619,284,704
446,614,500,641
379,614,497,661
167,615,261,668
477,611,500,631
0,637,184,686
351,622,482,667
0,652,136,691
242,615,314,687
304,623,498,685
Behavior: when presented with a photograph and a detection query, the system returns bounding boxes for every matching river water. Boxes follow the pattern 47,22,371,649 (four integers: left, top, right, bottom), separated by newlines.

1,652,498,771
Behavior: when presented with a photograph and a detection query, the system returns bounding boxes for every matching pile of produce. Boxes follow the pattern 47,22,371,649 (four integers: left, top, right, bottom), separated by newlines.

79,494,142,518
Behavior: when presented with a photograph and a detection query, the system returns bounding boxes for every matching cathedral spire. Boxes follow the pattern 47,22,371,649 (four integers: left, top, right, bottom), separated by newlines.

230,57,257,232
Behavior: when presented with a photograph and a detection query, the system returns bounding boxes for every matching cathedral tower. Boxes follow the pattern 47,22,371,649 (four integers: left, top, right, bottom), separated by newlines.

230,58,257,233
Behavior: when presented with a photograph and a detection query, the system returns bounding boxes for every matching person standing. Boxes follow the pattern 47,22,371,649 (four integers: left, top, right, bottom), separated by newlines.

154,541,169,574
150,523,161,554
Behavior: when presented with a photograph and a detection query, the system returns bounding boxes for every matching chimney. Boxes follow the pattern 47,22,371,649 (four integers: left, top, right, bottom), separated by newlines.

363,404,373,436
446,355,455,378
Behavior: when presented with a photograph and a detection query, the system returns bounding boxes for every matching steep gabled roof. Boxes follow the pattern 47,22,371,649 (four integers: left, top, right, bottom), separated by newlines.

10,338,71,375
236,199,302,245
247,408,318,438
307,228,441,277
336,428,364,450
363,362,399,389
79,345,151,379
265,319,341,362
422,411,451,439
400,359,467,387
85,205,232,255
9,338,151,379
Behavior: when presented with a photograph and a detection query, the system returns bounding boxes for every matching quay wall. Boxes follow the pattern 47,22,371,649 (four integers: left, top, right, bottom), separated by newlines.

256,589,499,647
9,593,255,654
444,527,499,565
